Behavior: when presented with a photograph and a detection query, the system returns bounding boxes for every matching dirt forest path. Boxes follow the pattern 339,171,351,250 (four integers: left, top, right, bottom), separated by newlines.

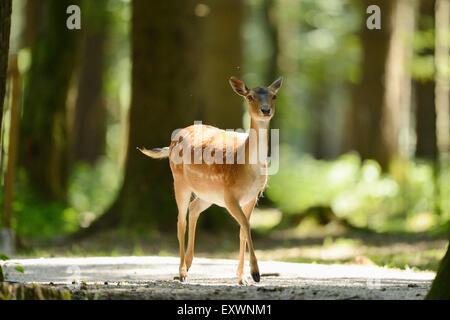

1,256,434,299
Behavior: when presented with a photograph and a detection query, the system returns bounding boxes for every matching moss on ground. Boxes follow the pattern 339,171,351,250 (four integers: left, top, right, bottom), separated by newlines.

0,282,71,300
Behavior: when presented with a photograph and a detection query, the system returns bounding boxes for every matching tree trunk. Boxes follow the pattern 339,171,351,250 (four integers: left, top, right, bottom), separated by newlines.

415,0,437,160
91,0,203,230
0,0,12,133
345,0,394,169
415,81,437,159
89,0,246,232
262,0,279,86
251,0,279,208
0,0,13,253
427,0,450,300
195,0,244,230
311,85,332,160
21,0,40,49
427,242,450,299
197,0,243,129
71,0,110,165
20,0,81,202
2,56,20,255
382,0,415,160
435,0,450,160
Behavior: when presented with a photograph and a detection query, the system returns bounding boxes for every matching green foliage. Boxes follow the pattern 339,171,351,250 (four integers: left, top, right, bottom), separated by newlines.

412,29,435,81
0,0,130,239
268,145,450,232
3,154,122,238
0,282,71,300
68,156,122,228
14,265,24,273
9,175,78,238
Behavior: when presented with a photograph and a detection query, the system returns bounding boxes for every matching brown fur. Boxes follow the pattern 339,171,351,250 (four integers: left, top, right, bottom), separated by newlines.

139,76,282,284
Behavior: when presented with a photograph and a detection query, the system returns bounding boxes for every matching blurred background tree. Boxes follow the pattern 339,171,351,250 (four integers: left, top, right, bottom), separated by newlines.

345,0,393,168
415,0,438,161
20,0,81,203
91,0,204,230
71,0,111,166
0,0,12,135
89,0,246,232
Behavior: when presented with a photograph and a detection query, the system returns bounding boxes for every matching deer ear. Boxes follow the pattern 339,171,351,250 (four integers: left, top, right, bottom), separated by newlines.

269,77,283,94
229,77,249,97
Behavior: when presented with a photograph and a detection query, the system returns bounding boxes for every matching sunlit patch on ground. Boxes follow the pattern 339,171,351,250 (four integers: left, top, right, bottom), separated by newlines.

19,222,448,273
1,256,435,300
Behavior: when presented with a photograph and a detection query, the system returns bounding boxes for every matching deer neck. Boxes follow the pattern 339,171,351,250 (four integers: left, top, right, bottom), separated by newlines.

246,118,270,166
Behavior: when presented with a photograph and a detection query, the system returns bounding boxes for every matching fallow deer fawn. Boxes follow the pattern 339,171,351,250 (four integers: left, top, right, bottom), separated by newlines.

138,77,283,284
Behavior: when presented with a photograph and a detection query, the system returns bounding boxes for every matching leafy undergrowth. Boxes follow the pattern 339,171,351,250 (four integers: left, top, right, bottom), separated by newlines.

268,150,450,234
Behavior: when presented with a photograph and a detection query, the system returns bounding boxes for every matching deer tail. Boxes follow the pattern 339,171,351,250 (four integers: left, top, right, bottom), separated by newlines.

137,146,170,159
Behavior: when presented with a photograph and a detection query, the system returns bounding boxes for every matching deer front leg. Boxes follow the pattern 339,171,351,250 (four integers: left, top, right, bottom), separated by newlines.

224,192,260,283
237,198,257,285
185,198,211,271
174,181,191,282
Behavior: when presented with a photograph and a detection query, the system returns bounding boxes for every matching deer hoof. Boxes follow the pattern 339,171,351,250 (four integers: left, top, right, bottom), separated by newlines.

251,271,260,283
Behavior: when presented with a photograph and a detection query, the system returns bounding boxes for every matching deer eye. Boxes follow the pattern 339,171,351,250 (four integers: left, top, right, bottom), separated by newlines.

273,95,277,100
247,95,255,101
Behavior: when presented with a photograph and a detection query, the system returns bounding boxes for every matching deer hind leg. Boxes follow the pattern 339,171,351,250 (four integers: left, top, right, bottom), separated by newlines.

224,192,260,283
185,197,211,271
237,197,257,285
174,180,192,282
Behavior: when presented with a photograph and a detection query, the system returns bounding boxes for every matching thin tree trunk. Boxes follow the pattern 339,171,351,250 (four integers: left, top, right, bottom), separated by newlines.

195,0,244,230
345,0,394,169
434,0,450,219
415,81,437,159
427,0,450,299
20,0,81,202
0,0,12,134
311,84,331,159
197,0,243,129
2,56,20,255
256,0,279,207
72,0,110,165
435,0,450,160
262,0,279,86
382,0,415,160
415,0,438,160
414,0,440,216
3,57,19,231
21,0,40,49
0,0,13,254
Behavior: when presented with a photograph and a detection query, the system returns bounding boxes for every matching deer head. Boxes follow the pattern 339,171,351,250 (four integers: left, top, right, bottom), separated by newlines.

229,77,283,121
